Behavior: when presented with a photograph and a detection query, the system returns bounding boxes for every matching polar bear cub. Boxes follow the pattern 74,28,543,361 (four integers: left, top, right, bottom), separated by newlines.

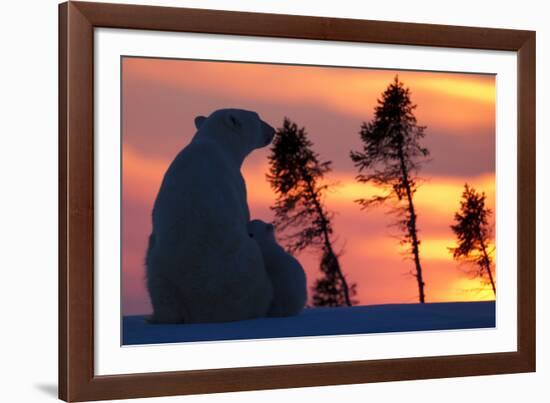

248,220,307,317
146,109,275,324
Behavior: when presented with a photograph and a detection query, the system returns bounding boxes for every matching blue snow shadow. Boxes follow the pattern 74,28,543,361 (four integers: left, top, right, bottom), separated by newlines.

122,301,495,345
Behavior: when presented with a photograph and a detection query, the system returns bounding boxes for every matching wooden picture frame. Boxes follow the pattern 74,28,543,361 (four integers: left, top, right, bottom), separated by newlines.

59,1,536,401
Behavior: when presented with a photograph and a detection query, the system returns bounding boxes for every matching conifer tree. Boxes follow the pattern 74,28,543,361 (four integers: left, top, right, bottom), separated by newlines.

350,76,429,303
268,118,355,307
450,184,496,296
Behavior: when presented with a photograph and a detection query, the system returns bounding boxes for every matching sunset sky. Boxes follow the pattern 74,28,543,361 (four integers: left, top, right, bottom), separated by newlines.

122,57,496,315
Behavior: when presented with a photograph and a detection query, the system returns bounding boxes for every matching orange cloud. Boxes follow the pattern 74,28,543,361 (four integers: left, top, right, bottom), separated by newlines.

122,145,169,204
242,159,495,220
431,276,496,302
123,58,495,135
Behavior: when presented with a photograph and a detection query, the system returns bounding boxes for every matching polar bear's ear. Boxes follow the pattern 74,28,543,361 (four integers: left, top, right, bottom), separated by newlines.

194,116,206,130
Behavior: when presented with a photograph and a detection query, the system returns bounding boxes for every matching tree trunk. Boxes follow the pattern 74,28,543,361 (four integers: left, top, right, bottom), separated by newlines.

321,231,352,306
478,231,496,296
398,149,426,304
304,177,352,307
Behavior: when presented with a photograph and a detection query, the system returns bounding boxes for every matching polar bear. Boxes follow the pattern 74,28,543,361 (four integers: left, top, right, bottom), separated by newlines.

247,220,307,317
145,109,275,324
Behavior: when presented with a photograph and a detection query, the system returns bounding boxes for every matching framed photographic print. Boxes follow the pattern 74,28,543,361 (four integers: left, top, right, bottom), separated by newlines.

59,1,536,401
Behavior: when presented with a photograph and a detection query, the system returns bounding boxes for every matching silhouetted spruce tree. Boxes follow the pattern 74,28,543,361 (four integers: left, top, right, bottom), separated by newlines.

350,76,429,303
267,118,355,307
449,184,496,296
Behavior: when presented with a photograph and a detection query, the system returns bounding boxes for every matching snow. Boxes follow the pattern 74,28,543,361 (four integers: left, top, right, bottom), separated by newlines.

122,301,495,345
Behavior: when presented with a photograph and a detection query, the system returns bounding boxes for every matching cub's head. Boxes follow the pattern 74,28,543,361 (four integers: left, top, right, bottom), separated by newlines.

194,109,275,158
247,219,277,247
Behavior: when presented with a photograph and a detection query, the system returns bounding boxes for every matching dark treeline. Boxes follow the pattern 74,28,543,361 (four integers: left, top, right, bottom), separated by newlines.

266,76,495,307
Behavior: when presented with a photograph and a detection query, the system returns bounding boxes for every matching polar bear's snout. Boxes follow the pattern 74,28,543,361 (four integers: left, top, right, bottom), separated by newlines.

261,121,275,146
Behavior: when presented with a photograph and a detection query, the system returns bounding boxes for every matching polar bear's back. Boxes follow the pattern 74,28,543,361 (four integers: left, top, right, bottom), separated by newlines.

152,140,249,250
146,139,273,323
146,232,272,323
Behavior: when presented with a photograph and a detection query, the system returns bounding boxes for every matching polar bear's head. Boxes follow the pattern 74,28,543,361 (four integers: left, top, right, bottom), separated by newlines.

194,109,275,162
247,219,277,248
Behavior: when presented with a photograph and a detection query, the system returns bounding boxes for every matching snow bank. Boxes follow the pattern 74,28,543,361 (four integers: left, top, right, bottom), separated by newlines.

122,301,495,345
